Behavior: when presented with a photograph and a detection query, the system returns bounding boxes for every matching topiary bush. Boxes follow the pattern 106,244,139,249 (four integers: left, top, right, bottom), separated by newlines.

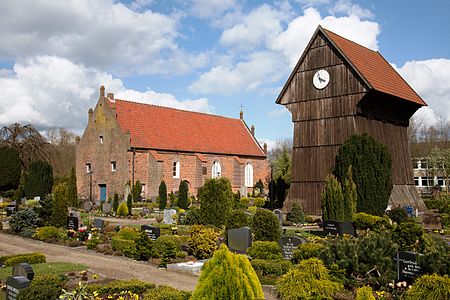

246,241,282,260
31,274,67,289
252,209,280,242
387,207,410,224
225,209,249,242
86,279,156,295
178,180,189,210
135,231,155,261
2,252,46,266
117,201,129,216
17,284,61,300
253,197,266,208
184,207,204,225
158,181,168,209
34,226,60,241
9,208,40,233
292,243,325,263
403,274,450,300
353,212,392,232
188,225,220,259
277,258,343,300
333,133,392,216
127,194,132,215
143,285,191,300
250,259,292,277
199,178,233,227
154,235,181,264
191,244,264,300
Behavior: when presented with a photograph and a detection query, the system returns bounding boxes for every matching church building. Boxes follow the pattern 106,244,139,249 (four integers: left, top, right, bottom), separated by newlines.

76,86,269,202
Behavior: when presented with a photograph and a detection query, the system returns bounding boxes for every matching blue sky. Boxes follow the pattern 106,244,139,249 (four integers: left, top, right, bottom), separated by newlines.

0,0,449,149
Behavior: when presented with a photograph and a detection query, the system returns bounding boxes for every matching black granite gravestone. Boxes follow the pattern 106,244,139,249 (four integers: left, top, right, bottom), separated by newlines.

141,225,160,241
6,276,30,300
279,236,304,260
228,226,252,254
12,263,34,281
395,251,422,283
93,218,104,231
274,209,283,227
6,205,16,217
323,220,356,236
67,216,79,231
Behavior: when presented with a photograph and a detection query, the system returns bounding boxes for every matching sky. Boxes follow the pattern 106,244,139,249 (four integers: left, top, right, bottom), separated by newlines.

0,0,449,150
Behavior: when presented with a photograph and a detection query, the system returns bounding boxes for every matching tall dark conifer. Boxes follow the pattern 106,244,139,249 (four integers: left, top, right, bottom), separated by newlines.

24,160,53,199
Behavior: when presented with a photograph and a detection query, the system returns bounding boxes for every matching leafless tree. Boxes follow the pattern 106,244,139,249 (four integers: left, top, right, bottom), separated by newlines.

46,128,77,177
0,123,49,169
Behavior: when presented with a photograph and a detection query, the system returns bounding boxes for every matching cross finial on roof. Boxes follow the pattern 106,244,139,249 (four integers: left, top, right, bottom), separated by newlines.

239,104,244,120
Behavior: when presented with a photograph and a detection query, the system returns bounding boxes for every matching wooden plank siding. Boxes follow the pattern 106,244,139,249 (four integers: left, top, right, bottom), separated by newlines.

280,31,424,214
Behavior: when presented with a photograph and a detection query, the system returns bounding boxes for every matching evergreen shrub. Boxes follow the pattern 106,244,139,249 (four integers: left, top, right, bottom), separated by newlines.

287,202,305,224
246,241,282,260
158,181,167,209
387,207,409,224
188,225,220,259
143,285,191,300
199,178,233,227
178,180,189,209
353,212,391,231
2,252,46,266
292,243,325,263
184,207,204,225
404,274,450,300
35,226,60,241
127,194,132,215
356,286,376,300
225,209,249,242
0,146,21,191
277,258,343,300
9,208,40,232
17,285,61,300
24,160,53,199
51,182,69,228
250,259,292,277
117,202,129,217
252,209,280,242
86,279,156,295
191,244,264,300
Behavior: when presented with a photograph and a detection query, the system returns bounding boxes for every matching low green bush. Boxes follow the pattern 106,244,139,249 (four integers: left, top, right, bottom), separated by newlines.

17,285,61,300
135,231,155,261
404,274,450,300
143,285,191,300
31,273,67,288
9,208,40,232
277,258,343,300
86,237,100,250
250,259,292,276
154,235,181,260
356,286,375,300
117,202,129,216
116,227,140,240
1,252,46,266
292,243,325,263
188,225,220,259
35,226,60,241
111,237,137,258
252,209,280,242
287,203,306,224
240,197,251,206
184,207,204,225
387,207,410,224
86,279,156,295
253,197,266,208
246,241,282,260
353,212,391,231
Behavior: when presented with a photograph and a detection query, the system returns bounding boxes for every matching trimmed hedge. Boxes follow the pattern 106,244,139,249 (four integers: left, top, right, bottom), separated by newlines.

86,279,156,295
0,252,46,266
143,285,191,300
251,259,292,276
292,243,325,263
246,241,282,260
17,285,61,300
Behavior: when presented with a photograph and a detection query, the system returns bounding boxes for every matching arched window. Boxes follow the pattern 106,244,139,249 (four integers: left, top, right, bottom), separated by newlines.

212,161,221,178
245,163,253,187
173,161,180,178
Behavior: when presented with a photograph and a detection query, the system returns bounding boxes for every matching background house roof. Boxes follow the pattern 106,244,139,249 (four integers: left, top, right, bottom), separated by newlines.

111,99,266,157
322,28,427,106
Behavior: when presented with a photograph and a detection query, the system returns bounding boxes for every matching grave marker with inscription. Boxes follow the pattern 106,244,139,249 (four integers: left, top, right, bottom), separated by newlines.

141,225,160,241
93,218,104,231
395,251,422,283
228,226,252,254
279,236,304,260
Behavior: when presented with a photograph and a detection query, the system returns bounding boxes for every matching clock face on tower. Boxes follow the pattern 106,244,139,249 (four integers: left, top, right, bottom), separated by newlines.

312,69,330,89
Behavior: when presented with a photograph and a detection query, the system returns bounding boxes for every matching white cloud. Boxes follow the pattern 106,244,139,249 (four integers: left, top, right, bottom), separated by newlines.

190,6,379,95
328,0,374,19
396,58,450,124
0,0,206,75
190,0,236,19
0,56,212,132
219,4,283,51
268,107,289,118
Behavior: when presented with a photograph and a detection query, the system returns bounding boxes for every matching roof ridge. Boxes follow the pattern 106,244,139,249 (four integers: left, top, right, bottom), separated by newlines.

114,98,242,121
322,27,378,54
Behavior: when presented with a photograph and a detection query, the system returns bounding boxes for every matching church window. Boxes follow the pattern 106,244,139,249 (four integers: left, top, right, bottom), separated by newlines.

212,161,221,178
245,163,253,187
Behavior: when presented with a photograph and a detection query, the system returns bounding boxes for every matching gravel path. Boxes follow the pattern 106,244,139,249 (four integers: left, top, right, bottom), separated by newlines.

0,233,198,291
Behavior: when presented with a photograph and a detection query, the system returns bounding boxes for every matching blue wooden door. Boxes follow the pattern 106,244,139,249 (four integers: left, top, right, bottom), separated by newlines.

99,185,106,201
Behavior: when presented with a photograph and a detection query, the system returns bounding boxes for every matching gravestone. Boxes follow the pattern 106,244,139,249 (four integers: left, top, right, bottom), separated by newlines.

93,218,104,231
6,276,30,300
6,205,16,217
20,197,27,205
395,251,422,283
323,220,356,236
142,207,150,215
103,203,112,214
141,225,160,241
12,263,34,281
279,236,304,260
83,201,93,212
422,211,441,230
274,209,283,227
228,226,252,254
163,209,176,224
67,215,79,231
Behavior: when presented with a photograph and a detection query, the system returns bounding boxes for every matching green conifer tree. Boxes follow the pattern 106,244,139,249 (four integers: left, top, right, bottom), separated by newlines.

67,167,78,207
199,178,233,227
158,181,167,209
0,146,21,191
132,180,142,201
113,192,119,213
178,180,189,209
342,167,357,221
321,175,344,221
51,182,69,228
127,194,132,215
191,244,264,300
24,160,53,199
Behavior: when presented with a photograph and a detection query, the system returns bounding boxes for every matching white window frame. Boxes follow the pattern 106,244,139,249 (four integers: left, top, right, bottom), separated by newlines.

86,163,92,173
111,161,116,172
245,163,253,187
173,161,180,178
212,161,221,178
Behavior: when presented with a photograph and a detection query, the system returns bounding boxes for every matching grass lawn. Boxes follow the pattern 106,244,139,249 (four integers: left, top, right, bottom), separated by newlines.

0,262,87,281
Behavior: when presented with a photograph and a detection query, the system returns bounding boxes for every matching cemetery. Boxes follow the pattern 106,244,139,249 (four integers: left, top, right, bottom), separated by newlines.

0,25,449,300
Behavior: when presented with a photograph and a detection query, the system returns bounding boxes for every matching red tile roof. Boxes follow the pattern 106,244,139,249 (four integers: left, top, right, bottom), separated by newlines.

322,28,426,106
110,99,266,157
